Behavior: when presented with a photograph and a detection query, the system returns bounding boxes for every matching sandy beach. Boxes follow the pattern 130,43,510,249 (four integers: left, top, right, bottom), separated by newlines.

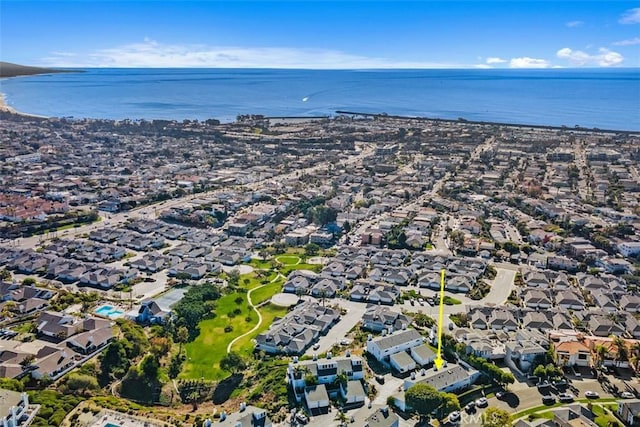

0,90,48,119
0,92,18,114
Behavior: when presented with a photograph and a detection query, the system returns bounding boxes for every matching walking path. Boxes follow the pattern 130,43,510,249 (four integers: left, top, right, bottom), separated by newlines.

226,273,283,353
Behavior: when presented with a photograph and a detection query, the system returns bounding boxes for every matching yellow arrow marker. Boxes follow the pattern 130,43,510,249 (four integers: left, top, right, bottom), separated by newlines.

434,269,446,370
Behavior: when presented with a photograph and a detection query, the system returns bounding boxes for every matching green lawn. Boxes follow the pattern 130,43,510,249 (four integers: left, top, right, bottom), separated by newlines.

275,255,301,265
181,291,257,380
248,259,273,270
181,275,286,380
280,264,322,275
443,296,462,305
233,303,289,358
251,281,284,305
592,404,622,427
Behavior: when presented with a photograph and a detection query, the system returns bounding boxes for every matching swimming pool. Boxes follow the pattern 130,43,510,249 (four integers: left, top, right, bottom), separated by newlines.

95,305,124,319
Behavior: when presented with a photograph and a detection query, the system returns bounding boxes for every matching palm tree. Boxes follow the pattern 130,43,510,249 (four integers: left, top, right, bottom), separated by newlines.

630,342,640,374
613,336,629,367
594,344,608,368
333,372,348,390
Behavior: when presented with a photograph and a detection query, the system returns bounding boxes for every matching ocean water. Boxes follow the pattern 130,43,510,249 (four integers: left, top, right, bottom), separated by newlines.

1,68,639,130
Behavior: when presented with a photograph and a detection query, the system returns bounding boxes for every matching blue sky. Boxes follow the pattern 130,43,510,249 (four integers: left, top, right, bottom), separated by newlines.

1,1,639,68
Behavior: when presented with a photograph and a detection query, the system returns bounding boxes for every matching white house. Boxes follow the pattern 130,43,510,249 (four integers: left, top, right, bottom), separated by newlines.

403,364,480,393
287,357,364,403
395,364,480,411
366,329,424,363
390,351,416,374
305,385,330,413
340,380,366,407
0,390,29,427
410,345,437,366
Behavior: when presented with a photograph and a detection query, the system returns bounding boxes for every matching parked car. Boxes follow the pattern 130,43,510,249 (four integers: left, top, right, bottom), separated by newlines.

537,381,551,390
464,402,476,413
542,395,556,404
620,391,635,399
375,375,385,384
496,392,505,399
448,411,461,423
558,393,575,402
475,397,488,408
585,391,600,399
295,413,309,424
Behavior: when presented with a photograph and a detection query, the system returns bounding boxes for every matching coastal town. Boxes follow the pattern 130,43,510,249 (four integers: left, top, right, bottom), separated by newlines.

0,106,639,427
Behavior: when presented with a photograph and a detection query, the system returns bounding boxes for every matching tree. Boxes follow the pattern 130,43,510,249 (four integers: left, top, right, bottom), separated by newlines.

613,336,629,367
305,243,320,256
439,393,460,418
482,407,512,427
413,313,436,328
65,373,99,394
140,354,159,380
22,277,36,286
19,355,35,368
533,364,546,378
308,205,338,226
220,351,247,374
0,378,23,392
594,344,608,367
227,269,240,287
175,326,188,355
405,383,443,421
333,372,348,389
501,241,520,254
100,340,129,383
545,363,562,379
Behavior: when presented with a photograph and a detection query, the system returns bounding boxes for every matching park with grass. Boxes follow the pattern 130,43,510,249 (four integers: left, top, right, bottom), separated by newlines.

180,248,324,380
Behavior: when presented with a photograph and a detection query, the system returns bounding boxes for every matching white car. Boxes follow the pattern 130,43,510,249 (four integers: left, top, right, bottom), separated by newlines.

475,397,488,407
621,391,635,399
585,391,600,399
448,411,461,423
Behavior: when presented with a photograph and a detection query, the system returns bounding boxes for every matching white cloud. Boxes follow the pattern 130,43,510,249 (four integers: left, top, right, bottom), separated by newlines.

556,47,624,66
613,37,640,46
566,20,584,28
509,57,551,68
49,51,77,57
41,39,457,69
474,64,493,69
486,57,507,64
619,7,640,24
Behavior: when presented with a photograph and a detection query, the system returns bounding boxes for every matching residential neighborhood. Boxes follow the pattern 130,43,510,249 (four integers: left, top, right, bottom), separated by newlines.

0,110,639,427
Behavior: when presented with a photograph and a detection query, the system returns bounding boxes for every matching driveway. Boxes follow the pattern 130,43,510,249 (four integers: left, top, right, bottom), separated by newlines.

303,297,367,357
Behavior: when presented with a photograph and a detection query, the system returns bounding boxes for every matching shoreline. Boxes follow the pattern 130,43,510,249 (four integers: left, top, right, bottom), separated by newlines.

0,90,49,119
1,90,638,133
